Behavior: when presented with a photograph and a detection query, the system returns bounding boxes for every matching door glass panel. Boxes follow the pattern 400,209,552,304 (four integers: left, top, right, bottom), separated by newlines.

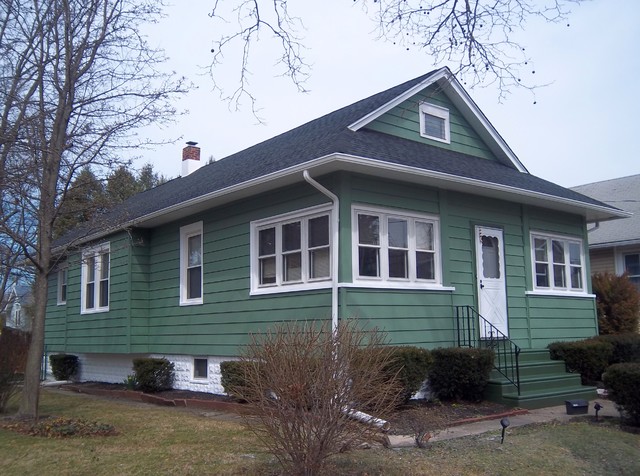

481,235,500,279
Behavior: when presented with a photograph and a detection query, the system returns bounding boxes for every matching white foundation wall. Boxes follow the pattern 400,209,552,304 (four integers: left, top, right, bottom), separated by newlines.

50,352,233,395
151,354,234,395
66,353,146,384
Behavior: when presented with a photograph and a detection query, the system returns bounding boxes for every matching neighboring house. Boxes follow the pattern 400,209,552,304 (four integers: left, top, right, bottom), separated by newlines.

45,67,627,406
571,174,640,290
2,284,33,331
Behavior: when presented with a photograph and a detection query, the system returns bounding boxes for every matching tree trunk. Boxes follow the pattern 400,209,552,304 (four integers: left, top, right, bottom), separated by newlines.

19,269,49,419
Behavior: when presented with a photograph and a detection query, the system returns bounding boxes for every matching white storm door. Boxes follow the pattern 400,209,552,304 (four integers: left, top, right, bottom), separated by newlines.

475,226,509,337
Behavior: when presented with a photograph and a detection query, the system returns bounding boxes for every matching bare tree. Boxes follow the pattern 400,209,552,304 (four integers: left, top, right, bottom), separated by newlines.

0,0,187,419
208,0,584,107
231,320,402,475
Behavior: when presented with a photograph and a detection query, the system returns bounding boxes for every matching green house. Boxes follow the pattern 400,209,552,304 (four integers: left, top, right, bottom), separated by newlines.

46,68,626,407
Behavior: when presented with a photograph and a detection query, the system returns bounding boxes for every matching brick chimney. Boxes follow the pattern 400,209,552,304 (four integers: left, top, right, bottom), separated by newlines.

182,141,201,176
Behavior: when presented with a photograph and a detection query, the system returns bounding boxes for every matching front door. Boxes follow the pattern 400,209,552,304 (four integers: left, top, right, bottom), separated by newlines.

474,226,509,337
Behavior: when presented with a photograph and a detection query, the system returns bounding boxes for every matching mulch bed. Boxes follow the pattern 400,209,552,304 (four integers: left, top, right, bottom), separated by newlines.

55,381,527,435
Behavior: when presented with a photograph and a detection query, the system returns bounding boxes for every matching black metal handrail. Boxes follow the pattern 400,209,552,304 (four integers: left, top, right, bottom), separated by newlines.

455,305,521,395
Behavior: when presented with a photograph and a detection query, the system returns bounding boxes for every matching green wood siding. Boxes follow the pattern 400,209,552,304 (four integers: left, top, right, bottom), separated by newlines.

365,85,497,161
45,173,598,357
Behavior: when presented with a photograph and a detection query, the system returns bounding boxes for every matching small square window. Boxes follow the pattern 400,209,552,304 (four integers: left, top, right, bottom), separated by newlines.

419,102,450,143
193,358,208,379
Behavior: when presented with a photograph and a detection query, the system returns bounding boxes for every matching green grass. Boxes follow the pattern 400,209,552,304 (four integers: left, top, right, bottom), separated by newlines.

1,390,639,475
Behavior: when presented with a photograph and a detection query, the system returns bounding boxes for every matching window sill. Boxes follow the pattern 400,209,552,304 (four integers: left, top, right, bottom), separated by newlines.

180,299,203,306
251,281,332,296
344,282,455,292
81,308,109,315
525,290,595,299
189,379,209,384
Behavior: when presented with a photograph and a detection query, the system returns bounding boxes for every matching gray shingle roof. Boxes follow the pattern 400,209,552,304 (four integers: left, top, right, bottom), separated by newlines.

55,69,624,248
571,174,640,247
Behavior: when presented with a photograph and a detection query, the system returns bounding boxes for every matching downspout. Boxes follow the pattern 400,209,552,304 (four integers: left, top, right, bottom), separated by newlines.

303,171,390,433
303,170,339,333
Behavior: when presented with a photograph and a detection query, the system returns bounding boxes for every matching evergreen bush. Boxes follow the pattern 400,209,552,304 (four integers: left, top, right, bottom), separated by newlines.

592,272,640,335
49,354,79,381
429,347,494,402
548,339,613,385
220,360,256,399
379,346,433,405
594,333,640,364
602,363,640,426
132,357,174,393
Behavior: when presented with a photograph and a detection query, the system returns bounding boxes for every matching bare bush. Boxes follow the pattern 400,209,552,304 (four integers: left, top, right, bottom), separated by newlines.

232,320,402,476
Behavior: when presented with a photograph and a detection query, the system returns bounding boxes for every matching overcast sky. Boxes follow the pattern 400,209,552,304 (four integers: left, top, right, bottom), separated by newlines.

140,1,640,188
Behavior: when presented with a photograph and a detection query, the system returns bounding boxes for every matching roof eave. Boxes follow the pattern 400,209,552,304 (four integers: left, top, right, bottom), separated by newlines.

59,153,627,251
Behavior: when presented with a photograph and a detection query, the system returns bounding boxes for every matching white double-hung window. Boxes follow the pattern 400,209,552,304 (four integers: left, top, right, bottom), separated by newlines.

251,206,332,294
353,206,441,287
531,233,585,293
180,222,204,305
81,243,110,313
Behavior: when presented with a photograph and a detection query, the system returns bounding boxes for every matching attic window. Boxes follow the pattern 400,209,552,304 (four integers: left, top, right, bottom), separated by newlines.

419,102,450,143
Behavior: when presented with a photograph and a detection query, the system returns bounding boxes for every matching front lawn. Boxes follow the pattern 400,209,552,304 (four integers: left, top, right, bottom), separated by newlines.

1,389,639,475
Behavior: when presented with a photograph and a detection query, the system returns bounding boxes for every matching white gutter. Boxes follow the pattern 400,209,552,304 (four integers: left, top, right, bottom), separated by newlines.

303,170,339,333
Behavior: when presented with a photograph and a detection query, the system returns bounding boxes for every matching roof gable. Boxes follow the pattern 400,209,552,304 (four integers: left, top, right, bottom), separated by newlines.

363,84,499,163
348,67,527,172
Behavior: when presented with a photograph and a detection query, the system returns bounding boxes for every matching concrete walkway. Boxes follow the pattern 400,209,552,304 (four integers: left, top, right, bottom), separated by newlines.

431,399,619,442
385,398,619,448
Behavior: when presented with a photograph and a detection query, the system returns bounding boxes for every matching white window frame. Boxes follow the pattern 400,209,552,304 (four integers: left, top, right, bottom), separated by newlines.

193,357,208,380
351,205,447,290
57,264,68,305
529,232,589,296
180,222,204,306
250,205,333,295
81,243,110,314
419,102,450,144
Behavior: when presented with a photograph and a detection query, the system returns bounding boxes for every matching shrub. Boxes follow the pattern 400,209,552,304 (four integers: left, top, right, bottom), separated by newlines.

49,354,79,381
548,339,613,385
592,272,640,335
234,320,403,476
0,328,30,412
220,360,255,399
132,358,174,393
369,346,432,405
429,347,494,402
602,363,640,426
594,334,640,364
